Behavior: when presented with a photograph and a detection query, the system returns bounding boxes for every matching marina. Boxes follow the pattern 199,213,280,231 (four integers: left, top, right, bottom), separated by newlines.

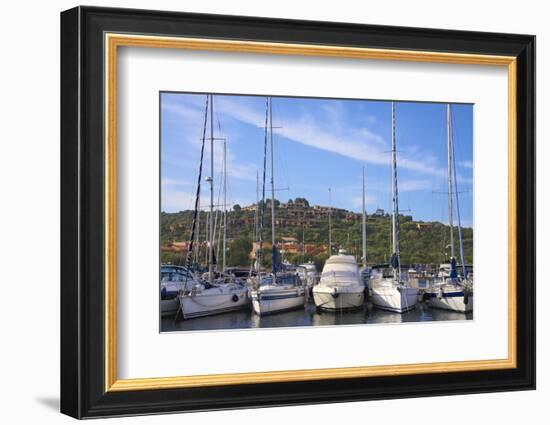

160,93,475,332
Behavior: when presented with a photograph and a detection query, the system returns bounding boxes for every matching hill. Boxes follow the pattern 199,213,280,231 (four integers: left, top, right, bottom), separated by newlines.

161,198,473,269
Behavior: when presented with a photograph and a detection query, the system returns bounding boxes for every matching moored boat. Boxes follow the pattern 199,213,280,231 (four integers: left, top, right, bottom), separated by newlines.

370,102,418,313
425,276,473,312
250,96,306,316
251,273,306,315
370,275,418,313
176,94,249,320
313,249,364,310
178,279,249,319
297,262,319,291
426,104,473,313
160,265,199,316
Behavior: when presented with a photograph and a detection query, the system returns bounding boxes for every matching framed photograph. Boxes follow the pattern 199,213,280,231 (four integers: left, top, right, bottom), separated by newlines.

60,6,535,419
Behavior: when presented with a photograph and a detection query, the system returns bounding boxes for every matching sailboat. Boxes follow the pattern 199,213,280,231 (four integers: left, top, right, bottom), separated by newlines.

160,264,203,316
370,102,419,313
313,176,365,310
250,97,306,316
425,104,473,313
176,94,249,319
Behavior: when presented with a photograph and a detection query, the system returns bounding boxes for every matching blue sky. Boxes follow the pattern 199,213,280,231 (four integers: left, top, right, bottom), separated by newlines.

160,93,473,227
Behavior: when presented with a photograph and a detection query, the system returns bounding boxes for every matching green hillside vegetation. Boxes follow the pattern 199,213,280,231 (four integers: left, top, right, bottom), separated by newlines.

161,198,472,269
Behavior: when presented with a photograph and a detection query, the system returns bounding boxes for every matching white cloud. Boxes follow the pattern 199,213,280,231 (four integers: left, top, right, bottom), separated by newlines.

224,149,257,182
161,178,192,187
162,99,259,183
455,174,473,185
162,100,204,123
350,194,378,208
162,96,473,206
214,96,448,179
459,160,473,169
161,188,201,213
399,179,434,192
162,184,256,213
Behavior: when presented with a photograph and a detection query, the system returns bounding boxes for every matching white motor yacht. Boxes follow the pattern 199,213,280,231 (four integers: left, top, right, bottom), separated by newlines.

313,250,365,310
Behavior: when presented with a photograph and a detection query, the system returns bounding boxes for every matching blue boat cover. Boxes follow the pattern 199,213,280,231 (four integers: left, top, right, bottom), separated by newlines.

450,257,458,279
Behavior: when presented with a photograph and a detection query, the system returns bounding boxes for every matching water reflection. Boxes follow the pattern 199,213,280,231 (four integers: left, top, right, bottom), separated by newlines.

161,301,473,332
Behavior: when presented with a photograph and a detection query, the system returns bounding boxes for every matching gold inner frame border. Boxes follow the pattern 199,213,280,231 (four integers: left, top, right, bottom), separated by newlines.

104,33,517,392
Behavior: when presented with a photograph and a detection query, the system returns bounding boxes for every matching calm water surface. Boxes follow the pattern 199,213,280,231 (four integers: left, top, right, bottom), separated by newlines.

161,300,473,332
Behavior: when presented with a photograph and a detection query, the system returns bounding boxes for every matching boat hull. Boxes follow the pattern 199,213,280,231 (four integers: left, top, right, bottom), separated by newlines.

161,297,179,316
313,290,364,310
179,286,249,319
371,286,418,313
251,288,306,315
426,288,473,312
315,253,365,310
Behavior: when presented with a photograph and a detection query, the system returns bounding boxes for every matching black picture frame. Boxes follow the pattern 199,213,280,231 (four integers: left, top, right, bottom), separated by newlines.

61,5,535,419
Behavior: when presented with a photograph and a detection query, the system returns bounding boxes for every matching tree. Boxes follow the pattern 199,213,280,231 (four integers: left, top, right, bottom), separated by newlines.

160,204,474,267
266,198,280,207
294,197,309,207
260,246,282,271
313,253,329,271
227,237,252,267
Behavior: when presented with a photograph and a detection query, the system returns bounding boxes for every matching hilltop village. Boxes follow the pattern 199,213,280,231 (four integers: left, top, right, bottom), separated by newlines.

161,198,473,269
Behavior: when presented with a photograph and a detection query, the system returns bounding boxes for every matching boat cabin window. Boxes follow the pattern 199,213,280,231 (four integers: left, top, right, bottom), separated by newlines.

161,270,191,282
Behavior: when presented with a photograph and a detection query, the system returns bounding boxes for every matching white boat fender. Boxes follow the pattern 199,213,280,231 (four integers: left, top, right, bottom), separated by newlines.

438,287,444,300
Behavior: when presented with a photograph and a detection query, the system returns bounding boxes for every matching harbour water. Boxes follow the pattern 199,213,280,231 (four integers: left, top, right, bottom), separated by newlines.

161,300,473,333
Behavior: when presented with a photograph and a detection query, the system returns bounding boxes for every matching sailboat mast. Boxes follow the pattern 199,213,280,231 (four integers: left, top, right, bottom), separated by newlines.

185,95,209,269
195,200,200,265
254,169,259,243
208,94,214,284
450,108,468,279
391,102,401,281
328,188,332,257
447,103,455,260
257,100,269,273
222,139,227,272
269,97,277,273
362,166,367,267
